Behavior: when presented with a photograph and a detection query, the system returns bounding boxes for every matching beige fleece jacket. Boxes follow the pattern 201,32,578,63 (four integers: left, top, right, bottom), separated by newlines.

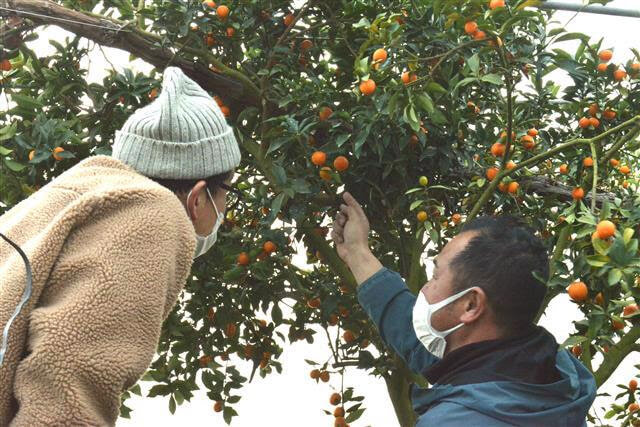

0,155,196,426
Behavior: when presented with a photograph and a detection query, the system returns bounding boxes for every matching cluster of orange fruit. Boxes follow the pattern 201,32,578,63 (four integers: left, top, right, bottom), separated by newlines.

595,50,638,81
236,241,277,266
28,147,65,162
484,130,524,194
310,150,349,181
463,20,488,42
213,95,231,117
0,59,12,72
328,393,350,427
309,368,331,382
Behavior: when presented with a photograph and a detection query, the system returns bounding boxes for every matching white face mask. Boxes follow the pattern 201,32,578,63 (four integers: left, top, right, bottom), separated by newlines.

187,187,223,258
412,287,475,358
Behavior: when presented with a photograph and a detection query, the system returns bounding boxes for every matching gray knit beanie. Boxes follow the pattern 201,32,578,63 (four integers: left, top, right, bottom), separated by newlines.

112,67,241,179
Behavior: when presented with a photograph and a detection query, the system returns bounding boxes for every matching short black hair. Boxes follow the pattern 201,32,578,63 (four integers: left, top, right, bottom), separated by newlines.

148,170,234,196
450,215,549,337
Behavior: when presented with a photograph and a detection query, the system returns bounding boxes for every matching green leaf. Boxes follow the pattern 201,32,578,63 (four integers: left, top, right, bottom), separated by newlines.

517,0,542,9
554,32,590,43
415,93,434,114
480,74,503,85
223,406,237,424
271,302,283,323
345,408,366,423
174,390,185,405
426,81,447,95
227,395,241,404
409,200,423,211
561,335,587,347
335,134,350,147
467,54,479,74
623,228,634,244
267,192,286,222
585,255,610,268
11,93,43,110
603,409,619,419
3,158,27,172
0,146,12,155
168,396,176,414
0,123,17,141
453,77,478,92
592,237,611,256
607,269,622,286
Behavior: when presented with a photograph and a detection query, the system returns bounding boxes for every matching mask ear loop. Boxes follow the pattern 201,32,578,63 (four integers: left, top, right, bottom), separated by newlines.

0,233,33,366
206,188,222,223
427,287,477,336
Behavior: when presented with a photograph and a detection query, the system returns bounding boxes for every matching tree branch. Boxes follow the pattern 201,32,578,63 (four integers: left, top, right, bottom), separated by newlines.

467,115,640,221
3,0,260,107
594,325,640,387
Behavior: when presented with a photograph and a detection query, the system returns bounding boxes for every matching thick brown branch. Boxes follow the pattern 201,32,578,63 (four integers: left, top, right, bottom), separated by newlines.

3,0,260,107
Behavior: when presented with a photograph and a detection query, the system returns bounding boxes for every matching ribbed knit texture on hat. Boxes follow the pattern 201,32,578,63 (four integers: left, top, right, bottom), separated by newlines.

112,67,241,179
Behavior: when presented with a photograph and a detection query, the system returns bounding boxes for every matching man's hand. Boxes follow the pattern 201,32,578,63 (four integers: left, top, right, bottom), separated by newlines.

331,192,382,285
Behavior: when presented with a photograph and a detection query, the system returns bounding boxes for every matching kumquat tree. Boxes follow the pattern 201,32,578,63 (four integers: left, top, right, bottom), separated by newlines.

1,0,639,425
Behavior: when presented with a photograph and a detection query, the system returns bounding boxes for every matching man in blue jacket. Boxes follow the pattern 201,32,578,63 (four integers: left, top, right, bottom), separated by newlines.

330,192,596,426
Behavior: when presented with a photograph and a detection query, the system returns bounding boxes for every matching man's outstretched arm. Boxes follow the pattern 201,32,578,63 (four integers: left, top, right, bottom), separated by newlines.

331,192,440,373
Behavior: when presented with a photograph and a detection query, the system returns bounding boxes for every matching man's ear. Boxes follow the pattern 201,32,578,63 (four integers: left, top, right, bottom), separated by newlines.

187,180,208,221
460,287,487,324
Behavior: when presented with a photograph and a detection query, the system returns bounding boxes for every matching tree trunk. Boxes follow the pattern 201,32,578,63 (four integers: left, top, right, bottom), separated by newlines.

384,355,417,427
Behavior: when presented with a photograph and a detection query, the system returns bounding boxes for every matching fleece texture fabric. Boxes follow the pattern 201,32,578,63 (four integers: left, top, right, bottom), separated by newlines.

0,155,196,426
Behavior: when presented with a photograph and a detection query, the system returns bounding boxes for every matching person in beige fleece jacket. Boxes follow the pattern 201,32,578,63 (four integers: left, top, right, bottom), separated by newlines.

0,67,242,426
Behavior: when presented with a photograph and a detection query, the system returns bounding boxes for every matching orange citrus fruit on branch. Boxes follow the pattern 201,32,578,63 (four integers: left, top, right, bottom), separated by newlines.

216,5,229,20
300,39,313,50
598,50,613,62
237,252,250,265
464,21,478,35
559,164,569,174
283,13,294,27
567,281,588,302
330,393,342,406
572,187,584,200
214,401,223,412
489,0,505,9
334,156,349,172
311,151,326,166
490,142,506,157
319,106,333,121
623,304,638,316
263,240,276,253
359,79,376,96
372,48,388,63
619,165,631,175
473,30,487,40
603,109,616,120
583,157,593,167
613,68,627,81
578,117,590,128
416,211,428,222
596,220,616,240
53,147,65,161
486,167,498,181
597,63,608,73
527,128,538,137
507,181,519,194
319,167,332,181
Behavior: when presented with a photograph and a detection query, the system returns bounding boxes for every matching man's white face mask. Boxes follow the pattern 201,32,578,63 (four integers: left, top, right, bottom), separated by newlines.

187,187,223,259
412,287,475,358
